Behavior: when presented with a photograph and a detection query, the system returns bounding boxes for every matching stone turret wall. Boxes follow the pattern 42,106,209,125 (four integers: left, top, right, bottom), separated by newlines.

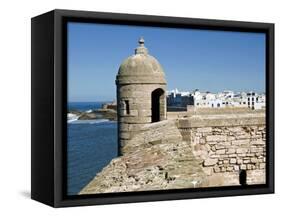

116,38,167,156
117,84,166,154
178,112,266,186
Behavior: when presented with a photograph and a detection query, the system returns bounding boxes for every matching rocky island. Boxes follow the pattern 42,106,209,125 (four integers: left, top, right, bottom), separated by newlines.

68,102,117,122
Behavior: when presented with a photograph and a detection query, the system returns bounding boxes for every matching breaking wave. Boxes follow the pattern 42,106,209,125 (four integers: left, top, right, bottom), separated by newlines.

68,119,110,124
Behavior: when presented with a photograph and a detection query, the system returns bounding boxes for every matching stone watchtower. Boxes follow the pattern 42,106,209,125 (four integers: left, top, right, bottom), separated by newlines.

116,37,167,155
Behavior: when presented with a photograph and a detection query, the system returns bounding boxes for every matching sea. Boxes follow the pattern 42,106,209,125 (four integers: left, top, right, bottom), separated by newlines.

67,102,118,195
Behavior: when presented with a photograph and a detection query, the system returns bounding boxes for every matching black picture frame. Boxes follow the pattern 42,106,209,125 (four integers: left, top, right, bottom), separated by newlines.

31,9,274,207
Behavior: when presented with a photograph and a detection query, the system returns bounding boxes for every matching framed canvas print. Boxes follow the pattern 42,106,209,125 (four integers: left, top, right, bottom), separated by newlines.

31,9,274,207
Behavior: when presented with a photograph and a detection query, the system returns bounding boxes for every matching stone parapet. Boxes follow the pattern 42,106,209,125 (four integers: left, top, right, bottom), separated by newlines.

178,112,266,186
178,113,265,128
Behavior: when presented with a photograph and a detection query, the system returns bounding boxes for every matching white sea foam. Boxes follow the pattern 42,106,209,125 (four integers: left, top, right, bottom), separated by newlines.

68,119,110,124
67,113,79,123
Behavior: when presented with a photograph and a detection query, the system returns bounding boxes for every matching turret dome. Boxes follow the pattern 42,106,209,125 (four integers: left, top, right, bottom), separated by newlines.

116,37,166,85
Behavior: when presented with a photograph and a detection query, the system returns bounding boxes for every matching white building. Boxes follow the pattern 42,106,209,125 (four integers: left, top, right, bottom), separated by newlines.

247,92,266,110
167,89,265,110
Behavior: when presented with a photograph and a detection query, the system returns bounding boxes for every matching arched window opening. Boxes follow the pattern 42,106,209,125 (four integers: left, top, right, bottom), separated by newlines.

151,88,165,123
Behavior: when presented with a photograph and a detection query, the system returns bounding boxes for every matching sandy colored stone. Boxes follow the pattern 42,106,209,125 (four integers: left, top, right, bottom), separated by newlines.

203,158,218,166
80,141,207,194
206,135,227,142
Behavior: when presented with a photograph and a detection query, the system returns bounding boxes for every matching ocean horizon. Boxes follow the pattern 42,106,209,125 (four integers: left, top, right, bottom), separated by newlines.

68,101,112,112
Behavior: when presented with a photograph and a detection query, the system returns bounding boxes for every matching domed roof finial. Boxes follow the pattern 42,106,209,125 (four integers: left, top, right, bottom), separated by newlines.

139,37,145,46
135,37,148,55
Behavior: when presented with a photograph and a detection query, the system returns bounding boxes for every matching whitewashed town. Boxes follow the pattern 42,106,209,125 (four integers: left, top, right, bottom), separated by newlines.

166,89,266,110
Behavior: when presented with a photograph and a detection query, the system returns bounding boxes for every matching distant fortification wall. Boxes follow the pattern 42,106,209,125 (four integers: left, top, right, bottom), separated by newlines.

178,111,266,186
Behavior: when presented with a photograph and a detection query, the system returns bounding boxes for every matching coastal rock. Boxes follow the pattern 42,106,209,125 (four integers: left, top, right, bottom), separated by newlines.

78,113,96,120
94,109,117,121
75,109,117,121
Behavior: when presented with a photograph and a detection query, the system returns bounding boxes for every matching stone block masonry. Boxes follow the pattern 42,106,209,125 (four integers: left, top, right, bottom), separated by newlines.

178,112,266,186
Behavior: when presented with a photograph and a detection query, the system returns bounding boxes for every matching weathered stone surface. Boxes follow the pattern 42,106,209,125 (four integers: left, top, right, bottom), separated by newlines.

227,166,233,172
227,148,236,154
231,139,250,146
240,165,247,170
214,166,220,173
260,163,266,169
251,157,258,163
216,149,226,155
197,127,212,133
250,139,264,146
206,135,227,142
237,159,243,164
80,141,207,194
204,158,218,166
247,170,266,184
122,120,182,154
236,148,248,154
178,112,266,186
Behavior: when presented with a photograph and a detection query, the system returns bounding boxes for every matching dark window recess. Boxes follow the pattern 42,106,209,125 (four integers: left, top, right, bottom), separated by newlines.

151,89,164,123
125,100,130,115
239,169,247,186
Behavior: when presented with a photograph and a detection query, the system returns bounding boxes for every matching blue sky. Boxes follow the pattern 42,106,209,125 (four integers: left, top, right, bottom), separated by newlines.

67,22,266,102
